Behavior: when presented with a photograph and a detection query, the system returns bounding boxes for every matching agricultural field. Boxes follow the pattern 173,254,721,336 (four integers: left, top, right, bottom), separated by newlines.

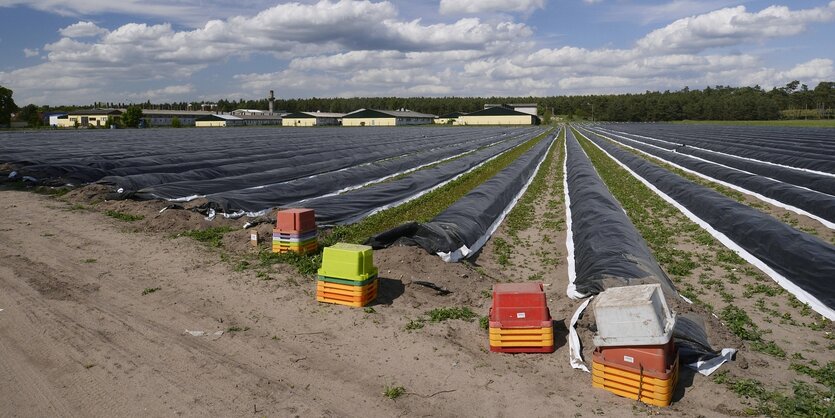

0,124,833,416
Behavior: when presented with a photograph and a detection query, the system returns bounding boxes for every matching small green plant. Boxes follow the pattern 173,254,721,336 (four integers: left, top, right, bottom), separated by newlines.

226,326,250,333
105,210,144,222
363,307,376,314
479,316,489,330
404,318,425,331
180,226,235,248
383,385,406,400
427,307,477,322
492,237,512,266
142,287,161,296
233,260,250,272
83,258,97,263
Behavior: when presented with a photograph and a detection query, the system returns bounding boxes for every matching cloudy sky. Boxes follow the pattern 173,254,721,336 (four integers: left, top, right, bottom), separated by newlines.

1,0,833,105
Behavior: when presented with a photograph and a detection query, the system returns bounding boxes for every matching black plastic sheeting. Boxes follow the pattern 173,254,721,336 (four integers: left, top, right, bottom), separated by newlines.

190,131,543,214
564,128,677,298
115,130,517,197
593,126,835,197
582,127,835,225
299,133,532,225
367,131,555,261
565,128,726,368
1,127,545,218
581,128,835,316
596,123,835,173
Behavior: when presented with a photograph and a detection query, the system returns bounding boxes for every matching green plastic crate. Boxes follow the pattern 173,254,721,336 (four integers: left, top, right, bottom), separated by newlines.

317,243,378,281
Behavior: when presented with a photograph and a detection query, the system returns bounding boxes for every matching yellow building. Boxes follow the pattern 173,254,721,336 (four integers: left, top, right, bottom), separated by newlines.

434,112,463,125
342,109,436,127
456,106,540,125
281,111,345,127
61,109,122,128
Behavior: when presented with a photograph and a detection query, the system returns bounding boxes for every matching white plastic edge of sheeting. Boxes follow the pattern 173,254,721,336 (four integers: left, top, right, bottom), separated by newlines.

438,131,557,263
568,298,592,373
169,131,521,202
584,127,835,230
598,127,835,179
578,129,835,321
592,127,828,197
564,130,585,300
325,137,523,227
297,137,513,205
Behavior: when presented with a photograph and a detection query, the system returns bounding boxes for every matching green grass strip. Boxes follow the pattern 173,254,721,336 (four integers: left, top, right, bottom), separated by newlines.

504,127,564,238
572,127,700,278
326,127,555,244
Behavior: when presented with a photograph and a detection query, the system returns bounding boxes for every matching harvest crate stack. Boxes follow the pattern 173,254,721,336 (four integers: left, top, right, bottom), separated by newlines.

591,284,679,407
273,208,318,254
488,283,554,353
316,243,379,307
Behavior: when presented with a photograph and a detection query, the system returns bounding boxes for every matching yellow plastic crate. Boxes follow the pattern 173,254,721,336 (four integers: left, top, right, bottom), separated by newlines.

317,243,378,281
488,327,553,347
316,287,377,307
591,358,679,407
272,241,318,254
316,280,378,296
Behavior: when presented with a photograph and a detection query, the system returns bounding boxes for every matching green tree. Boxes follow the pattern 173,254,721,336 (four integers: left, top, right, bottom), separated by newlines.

18,104,42,127
122,106,144,128
0,85,19,127
171,116,181,128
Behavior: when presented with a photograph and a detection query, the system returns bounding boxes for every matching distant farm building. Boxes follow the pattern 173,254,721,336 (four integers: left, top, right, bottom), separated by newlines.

435,112,464,124
457,106,540,125
342,109,436,127
195,114,245,127
142,110,213,127
484,103,538,116
282,111,345,127
61,109,122,128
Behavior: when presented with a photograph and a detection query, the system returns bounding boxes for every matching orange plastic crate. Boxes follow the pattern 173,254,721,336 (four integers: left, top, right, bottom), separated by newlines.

594,340,676,375
276,208,316,235
489,283,551,329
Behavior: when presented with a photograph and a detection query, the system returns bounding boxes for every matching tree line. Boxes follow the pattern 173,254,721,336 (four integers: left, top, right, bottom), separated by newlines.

2,81,834,127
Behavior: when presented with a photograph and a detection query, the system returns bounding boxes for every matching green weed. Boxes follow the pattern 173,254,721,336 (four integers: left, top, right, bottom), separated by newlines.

105,210,144,222
181,226,235,248
141,287,161,296
427,307,477,322
383,385,406,400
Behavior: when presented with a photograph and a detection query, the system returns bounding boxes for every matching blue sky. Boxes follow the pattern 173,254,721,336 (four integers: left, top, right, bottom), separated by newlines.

0,0,833,106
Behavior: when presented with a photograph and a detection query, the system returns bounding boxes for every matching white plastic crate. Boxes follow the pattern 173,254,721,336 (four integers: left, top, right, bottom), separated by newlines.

592,284,675,347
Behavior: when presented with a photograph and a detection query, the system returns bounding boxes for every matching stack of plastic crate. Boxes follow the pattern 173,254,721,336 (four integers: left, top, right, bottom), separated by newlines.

273,208,318,254
488,283,554,353
316,243,379,307
591,284,679,407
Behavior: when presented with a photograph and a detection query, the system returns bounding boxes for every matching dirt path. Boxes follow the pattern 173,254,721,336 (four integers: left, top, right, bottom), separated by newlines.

0,184,769,417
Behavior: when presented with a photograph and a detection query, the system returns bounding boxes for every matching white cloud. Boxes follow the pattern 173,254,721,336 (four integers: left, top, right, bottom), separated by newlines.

439,0,545,15
2,0,835,104
127,84,195,101
59,21,109,38
637,2,835,53
23,48,39,57
582,0,603,4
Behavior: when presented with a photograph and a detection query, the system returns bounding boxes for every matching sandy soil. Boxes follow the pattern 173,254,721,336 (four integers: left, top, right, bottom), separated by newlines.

0,147,830,418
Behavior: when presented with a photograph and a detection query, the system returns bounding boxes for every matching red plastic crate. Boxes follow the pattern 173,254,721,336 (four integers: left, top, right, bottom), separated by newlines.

592,341,678,380
276,208,316,234
489,282,551,328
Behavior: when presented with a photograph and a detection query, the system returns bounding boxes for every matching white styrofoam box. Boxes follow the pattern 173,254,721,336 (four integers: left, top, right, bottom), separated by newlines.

592,283,675,347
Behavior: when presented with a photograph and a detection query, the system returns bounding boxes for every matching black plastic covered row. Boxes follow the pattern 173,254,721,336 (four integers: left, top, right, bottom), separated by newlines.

581,128,835,315
592,126,835,197
367,131,555,261
582,127,835,224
